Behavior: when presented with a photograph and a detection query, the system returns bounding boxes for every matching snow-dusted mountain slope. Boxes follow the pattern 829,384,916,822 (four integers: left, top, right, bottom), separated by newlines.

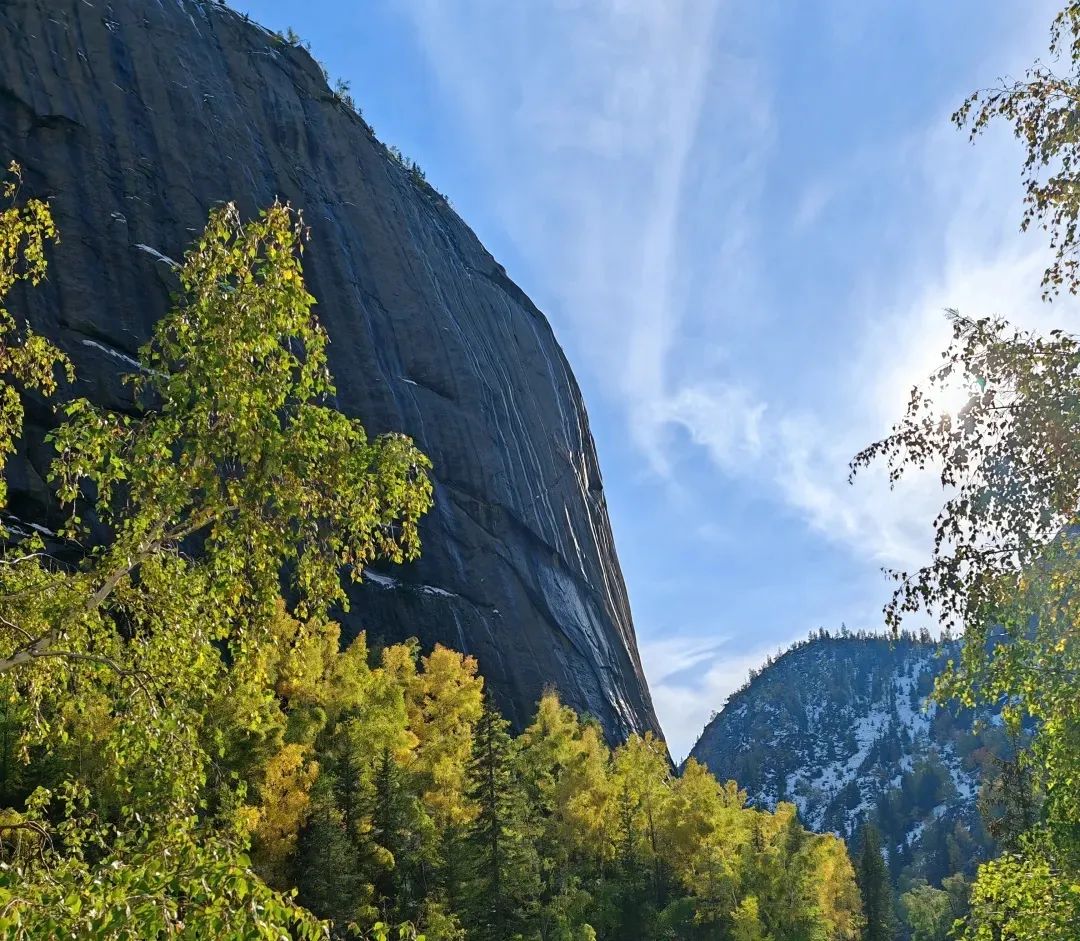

688,633,1009,882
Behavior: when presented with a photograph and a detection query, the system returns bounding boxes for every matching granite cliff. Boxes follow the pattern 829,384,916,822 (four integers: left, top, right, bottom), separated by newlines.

0,0,660,739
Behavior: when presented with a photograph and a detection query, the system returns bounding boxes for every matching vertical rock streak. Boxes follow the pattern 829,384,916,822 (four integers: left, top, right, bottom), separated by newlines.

0,0,660,740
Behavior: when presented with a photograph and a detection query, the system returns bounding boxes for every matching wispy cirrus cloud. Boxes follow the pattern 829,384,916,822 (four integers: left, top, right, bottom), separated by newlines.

394,0,1072,752
647,383,767,476
397,0,769,426
641,632,805,762
764,108,1076,573
634,102,1077,754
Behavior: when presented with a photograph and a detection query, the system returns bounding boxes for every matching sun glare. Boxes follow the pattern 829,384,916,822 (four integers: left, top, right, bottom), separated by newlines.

934,377,974,417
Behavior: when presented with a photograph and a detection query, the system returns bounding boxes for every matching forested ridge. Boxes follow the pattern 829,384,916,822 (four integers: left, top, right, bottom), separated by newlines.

691,632,1007,888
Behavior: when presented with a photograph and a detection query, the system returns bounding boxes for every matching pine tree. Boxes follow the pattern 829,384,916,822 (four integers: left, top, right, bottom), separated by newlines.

978,748,1038,851
296,772,363,933
370,747,407,916
460,699,536,941
367,746,428,924
856,824,894,941
613,781,649,939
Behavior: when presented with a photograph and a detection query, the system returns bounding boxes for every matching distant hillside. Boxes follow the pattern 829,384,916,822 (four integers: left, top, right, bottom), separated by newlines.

688,632,1014,885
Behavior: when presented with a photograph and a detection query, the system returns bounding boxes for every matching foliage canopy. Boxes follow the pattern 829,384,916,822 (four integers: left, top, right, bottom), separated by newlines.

0,180,860,939
853,6,1080,936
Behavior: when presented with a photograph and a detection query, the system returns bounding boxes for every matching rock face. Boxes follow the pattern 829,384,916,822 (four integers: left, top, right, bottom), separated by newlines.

689,634,1006,883
0,0,660,740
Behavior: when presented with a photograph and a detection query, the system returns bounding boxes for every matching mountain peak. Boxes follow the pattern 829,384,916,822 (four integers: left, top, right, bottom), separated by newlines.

689,632,1008,884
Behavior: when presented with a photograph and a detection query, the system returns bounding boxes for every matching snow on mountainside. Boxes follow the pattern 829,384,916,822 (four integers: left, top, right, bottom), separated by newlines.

688,632,1010,883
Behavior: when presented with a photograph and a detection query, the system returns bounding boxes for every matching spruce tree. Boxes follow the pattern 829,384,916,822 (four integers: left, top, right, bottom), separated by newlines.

613,782,648,939
460,698,536,940
856,824,894,941
367,746,426,923
296,772,363,932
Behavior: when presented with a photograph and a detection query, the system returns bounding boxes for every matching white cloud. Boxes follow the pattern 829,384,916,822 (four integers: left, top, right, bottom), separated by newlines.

647,382,767,475
640,99,1078,575
773,415,942,571
636,103,1080,752
398,0,1078,753
791,181,833,233
770,119,1077,572
398,0,771,423
641,632,803,762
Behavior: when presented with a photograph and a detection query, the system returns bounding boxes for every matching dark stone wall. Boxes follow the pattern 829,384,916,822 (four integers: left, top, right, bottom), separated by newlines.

0,0,660,739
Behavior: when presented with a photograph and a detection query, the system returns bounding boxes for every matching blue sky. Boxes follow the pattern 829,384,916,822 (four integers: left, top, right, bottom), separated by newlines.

235,0,1071,759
